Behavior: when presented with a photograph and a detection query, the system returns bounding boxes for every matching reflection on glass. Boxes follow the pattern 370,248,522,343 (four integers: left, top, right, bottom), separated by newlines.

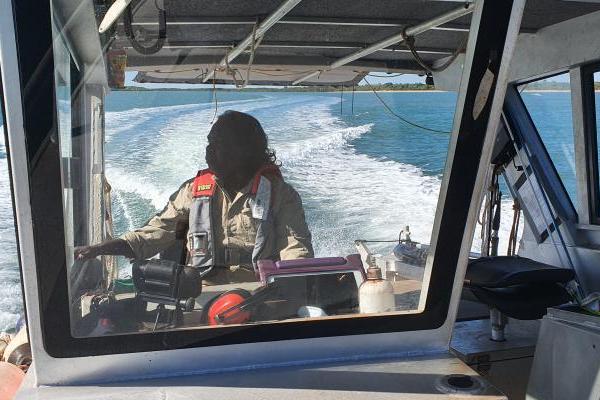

74,92,447,335
49,0,472,337
595,72,600,207
520,74,577,205
52,31,74,269
0,71,23,334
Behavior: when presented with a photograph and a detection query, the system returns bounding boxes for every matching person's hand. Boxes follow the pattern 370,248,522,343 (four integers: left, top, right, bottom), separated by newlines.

74,239,136,260
74,245,99,261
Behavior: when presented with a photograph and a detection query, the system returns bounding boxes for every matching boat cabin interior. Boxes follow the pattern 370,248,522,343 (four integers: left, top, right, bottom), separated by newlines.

0,0,600,398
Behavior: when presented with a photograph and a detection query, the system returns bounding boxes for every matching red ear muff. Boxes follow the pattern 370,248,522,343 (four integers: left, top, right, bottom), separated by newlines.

207,289,252,326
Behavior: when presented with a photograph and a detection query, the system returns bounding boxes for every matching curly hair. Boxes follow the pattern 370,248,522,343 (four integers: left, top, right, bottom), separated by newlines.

262,146,279,166
213,110,280,168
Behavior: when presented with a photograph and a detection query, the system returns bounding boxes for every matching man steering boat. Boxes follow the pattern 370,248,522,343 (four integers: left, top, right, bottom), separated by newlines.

76,110,314,284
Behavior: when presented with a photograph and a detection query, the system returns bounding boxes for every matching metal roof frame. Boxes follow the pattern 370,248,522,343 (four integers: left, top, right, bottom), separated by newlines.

202,0,303,82
292,3,474,85
143,41,455,55
124,15,472,32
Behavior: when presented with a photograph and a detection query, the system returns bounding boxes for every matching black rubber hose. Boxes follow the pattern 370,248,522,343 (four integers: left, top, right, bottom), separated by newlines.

401,28,466,74
123,4,166,55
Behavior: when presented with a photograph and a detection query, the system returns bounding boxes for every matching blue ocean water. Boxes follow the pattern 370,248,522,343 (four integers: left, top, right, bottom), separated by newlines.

103,90,457,268
0,115,23,332
522,92,577,205
0,90,595,331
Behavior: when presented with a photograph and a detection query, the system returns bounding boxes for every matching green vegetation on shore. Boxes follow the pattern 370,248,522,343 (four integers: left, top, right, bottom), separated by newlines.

524,81,600,91
119,82,436,92
119,80,600,92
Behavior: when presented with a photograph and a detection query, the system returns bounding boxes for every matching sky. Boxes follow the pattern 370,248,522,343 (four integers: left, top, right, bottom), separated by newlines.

124,71,426,89
539,73,570,83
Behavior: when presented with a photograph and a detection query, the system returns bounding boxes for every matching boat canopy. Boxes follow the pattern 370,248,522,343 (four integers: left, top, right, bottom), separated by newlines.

91,0,600,86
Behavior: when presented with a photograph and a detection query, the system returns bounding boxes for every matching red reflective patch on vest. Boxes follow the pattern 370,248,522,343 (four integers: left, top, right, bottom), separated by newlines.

192,169,216,197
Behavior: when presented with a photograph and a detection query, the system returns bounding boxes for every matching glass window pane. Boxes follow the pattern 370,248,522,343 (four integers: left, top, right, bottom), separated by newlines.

52,30,74,269
0,73,22,333
520,74,577,206
49,0,480,337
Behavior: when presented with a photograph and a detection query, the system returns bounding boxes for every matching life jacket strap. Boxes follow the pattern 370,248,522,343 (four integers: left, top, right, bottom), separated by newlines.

250,165,282,195
189,166,280,271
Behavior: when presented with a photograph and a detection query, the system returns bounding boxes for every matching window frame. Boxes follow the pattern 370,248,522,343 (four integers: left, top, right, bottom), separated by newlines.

9,0,521,359
0,66,23,276
580,62,600,225
0,27,28,353
508,76,579,227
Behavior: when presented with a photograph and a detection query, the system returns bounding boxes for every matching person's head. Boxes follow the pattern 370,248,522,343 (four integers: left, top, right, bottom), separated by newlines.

205,111,276,186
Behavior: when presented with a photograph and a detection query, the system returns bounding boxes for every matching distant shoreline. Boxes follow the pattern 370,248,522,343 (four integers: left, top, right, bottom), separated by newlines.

523,89,569,93
524,89,600,93
123,86,446,93
351,90,446,93
122,86,600,93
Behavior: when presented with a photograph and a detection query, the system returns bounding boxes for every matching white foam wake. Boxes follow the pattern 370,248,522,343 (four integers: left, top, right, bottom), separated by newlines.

105,94,519,259
0,124,22,332
264,97,517,256
0,94,524,331
104,94,325,227
264,100,444,256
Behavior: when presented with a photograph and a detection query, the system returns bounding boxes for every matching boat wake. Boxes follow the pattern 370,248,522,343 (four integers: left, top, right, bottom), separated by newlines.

0,94,521,330
105,95,517,261
0,124,22,332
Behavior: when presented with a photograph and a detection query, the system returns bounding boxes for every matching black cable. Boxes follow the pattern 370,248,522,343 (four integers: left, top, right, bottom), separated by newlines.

401,29,466,74
492,193,502,231
124,2,166,55
367,73,405,78
360,240,399,243
363,77,451,134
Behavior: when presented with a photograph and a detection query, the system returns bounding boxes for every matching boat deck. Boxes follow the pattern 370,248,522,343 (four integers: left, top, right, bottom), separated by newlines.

17,353,507,399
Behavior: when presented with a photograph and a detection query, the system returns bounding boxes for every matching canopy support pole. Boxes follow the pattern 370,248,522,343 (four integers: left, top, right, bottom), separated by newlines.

292,3,474,85
203,0,302,83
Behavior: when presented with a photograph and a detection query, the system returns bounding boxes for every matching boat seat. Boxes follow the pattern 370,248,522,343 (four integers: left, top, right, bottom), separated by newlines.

464,256,574,321
467,282,572,320
465,256,574,288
